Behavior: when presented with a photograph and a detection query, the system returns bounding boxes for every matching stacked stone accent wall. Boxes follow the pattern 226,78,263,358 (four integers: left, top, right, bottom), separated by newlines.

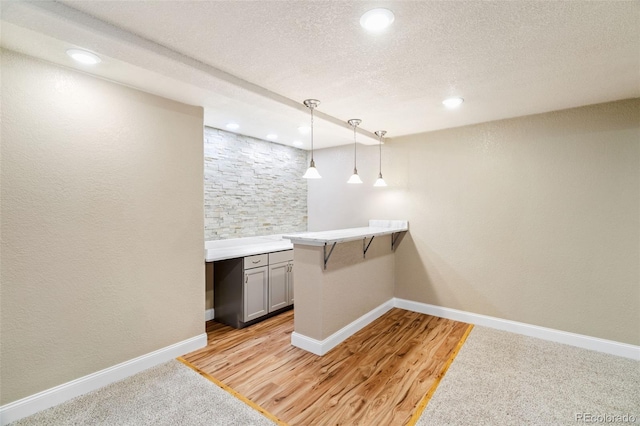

204,127,308,240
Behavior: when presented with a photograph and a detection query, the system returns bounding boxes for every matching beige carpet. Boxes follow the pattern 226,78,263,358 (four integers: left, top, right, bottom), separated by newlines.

10,360,276,426
418,326,640,425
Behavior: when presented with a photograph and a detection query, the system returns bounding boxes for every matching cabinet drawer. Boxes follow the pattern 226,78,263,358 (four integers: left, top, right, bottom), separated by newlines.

269,249,294,264
244,254,268,269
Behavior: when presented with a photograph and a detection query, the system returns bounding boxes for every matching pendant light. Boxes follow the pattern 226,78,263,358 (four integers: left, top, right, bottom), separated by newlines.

302,99,322,179
347,119,363,184
374,130,388,187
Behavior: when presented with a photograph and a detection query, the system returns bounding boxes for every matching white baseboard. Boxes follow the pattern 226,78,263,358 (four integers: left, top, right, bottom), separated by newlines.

0,333,207,426
394,298,640,361
205,308,215,321
291,299,395,356
290,332,323,355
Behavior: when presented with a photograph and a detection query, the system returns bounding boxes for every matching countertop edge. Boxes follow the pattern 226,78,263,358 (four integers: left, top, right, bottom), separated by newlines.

205,241,294,262
283,226,408,247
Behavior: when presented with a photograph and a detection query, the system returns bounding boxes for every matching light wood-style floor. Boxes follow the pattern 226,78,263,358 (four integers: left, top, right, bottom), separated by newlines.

181,308,471,426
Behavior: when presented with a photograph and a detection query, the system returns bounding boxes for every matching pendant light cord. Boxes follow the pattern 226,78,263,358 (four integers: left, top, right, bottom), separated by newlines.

310,107,315,162
353,125,357,169
379,133,382,174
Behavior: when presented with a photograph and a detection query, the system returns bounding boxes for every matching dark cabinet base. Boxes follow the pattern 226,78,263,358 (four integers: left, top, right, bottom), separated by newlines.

213,304,293,329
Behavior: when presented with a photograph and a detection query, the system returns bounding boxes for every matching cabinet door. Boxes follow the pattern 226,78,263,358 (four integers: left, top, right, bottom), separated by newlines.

244,266,268,322
287,261,294,305
269,262,289,312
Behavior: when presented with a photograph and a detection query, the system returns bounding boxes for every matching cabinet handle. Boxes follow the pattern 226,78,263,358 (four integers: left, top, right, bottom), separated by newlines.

252,260,261,264
245,275,248,283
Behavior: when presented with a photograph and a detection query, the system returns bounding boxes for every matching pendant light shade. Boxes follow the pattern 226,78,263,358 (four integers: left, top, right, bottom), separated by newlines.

374,130,387,187
302,159,321,179
347,119,363,184
374,175,387,187
303,99,321,179
347,172,364,184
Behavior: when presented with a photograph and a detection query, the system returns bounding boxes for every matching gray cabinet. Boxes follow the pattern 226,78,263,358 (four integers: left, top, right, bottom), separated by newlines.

268,250,294,312
288,261,294,305
214,250,293,328
269,250,293,312
268,262,289,312
244,265,268,321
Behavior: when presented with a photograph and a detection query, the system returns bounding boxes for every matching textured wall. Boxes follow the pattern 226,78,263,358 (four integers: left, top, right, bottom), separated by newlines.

308,99,639,346
204,127,307,240
1,50,205,405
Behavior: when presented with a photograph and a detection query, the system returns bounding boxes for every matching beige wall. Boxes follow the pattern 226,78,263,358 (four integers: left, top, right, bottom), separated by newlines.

293,236,395,340
0,50,205,404
308,99,639,346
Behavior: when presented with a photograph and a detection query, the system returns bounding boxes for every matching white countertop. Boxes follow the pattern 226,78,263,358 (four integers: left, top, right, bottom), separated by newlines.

205,235,293,262
283,220,408,247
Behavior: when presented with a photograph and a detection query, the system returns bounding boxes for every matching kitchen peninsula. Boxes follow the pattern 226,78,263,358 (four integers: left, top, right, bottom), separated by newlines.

284,220,408,355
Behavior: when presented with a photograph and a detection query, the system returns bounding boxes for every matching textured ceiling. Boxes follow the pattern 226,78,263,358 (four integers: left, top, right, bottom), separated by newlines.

2,1,639,149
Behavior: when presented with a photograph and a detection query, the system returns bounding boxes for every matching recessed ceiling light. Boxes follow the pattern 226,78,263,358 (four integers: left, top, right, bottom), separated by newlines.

443,97,464,108
298,126,310,134
266,134,278,140
226,122,240,130
293,140,304,147
360,8,395,32
66,48,101,65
